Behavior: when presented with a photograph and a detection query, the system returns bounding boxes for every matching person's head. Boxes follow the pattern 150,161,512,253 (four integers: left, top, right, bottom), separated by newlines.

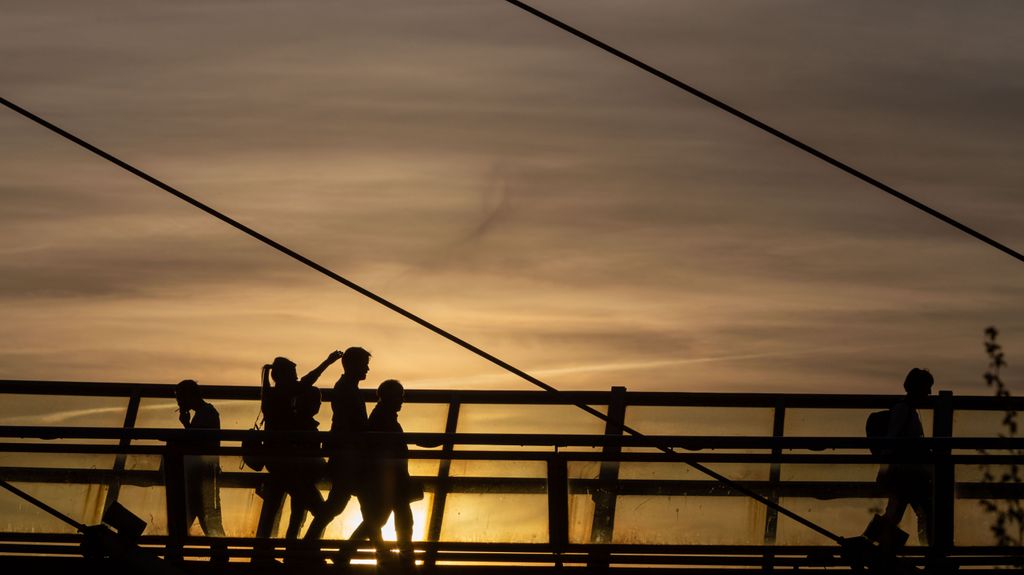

903,368,934,398
377,379,404,412
175,379,202,411
341,347,371,381
295,386,322,418
270,357,298,387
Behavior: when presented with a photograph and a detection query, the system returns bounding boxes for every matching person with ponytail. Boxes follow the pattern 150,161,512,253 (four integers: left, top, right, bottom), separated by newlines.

254,351,342,541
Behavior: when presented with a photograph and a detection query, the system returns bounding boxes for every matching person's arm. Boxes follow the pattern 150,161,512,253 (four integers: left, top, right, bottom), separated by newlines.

260,364,273,414
299,350,344,387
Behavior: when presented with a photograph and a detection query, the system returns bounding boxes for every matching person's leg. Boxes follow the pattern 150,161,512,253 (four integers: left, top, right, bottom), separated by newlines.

354,489,386,546
910,488,933,546
883,494,910,526
305,485,350,540
253,477,287,564
394,500,414,564
281,488,312,564
185,506,199,537
348,517,385,550
183,470,198,527
285,498,308,539
355,489,384,543
256,478,287,538
200,475,229,562
305,457,354,540
286,479,325,538
199,465,227,538
333,492,387,568
185,467,203,534
881,468,913,528
197,504,224,538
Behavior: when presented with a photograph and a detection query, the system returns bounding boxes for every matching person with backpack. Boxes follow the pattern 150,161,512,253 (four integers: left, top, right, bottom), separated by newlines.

868,367,935,546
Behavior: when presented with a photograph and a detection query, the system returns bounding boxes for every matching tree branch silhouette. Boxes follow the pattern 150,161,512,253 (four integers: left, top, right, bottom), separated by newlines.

978,326,1023,548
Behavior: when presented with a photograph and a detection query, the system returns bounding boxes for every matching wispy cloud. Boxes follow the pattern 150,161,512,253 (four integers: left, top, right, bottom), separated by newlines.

411,347,851,388
1,1,1022,394
0,400,252,426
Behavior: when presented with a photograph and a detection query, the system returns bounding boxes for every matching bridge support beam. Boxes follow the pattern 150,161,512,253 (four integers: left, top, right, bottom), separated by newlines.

424,399,460,571
588,386,627,571
103,391,140,511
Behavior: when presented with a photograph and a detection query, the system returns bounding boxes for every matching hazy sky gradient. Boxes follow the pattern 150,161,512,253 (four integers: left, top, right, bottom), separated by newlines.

2,0,1023,394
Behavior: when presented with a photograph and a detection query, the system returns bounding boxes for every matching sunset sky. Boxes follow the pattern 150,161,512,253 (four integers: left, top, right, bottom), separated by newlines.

3,0,1023,395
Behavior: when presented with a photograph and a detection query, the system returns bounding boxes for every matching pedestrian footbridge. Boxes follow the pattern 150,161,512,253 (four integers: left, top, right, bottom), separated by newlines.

0,380,1022,573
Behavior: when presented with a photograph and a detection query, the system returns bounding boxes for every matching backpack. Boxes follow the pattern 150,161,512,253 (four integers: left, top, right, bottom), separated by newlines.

865,409,891,456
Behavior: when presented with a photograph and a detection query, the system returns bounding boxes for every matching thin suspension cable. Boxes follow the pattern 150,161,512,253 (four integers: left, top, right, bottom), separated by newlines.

2,96,840,543
0,478,84,531
501,0,1024,266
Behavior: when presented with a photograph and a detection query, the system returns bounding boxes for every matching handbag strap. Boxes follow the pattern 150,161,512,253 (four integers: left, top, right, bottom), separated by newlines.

239,384,266,470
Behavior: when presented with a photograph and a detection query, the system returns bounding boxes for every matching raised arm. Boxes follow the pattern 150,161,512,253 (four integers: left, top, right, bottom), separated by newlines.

299,349,344,387
260,364,273,413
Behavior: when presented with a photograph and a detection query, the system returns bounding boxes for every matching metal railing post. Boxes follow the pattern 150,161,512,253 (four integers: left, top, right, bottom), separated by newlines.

424,398,460,570
548,452,569,566
163,442,187,560
762,399,786,571
932,390,955,566
103,390,140,511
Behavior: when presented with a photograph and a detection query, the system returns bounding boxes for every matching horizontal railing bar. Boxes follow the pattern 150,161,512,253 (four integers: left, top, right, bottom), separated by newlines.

0,532,1015,556
1,443,1022,467
0,543,82,556
2,466,1022,499
0,532,1011,555
0,540,1015,564
4,379,1024,410
3,426,1023,451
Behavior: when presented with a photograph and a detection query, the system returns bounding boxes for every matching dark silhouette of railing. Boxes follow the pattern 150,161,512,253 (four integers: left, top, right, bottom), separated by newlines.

1,379,1024,572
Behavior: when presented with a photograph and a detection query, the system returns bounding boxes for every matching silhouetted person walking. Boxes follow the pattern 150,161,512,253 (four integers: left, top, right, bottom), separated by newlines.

255,352,341,542
875,368,935,546
175,379,226,538
344,379,418,571
304,347,372,541
283,385,328,539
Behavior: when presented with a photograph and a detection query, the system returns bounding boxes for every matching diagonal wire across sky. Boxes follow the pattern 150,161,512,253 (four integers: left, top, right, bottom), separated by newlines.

4,0,1021,554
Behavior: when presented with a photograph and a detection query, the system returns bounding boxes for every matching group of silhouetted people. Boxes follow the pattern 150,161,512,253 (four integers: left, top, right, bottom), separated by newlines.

174,347,419,570
171,359,940,567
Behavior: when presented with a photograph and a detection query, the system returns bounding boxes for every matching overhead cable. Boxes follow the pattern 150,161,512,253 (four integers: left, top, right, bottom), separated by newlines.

501,0,1024,265
1,96,841,543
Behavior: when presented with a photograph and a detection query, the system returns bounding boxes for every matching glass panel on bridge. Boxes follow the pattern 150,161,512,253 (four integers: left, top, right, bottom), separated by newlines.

612,495,767,545
456,404,608,439
785,408,935,440
0,394,126,470
439,492,548,543
625,406,774,438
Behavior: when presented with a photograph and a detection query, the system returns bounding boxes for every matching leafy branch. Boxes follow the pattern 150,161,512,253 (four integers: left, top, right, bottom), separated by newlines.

978,326,1023,547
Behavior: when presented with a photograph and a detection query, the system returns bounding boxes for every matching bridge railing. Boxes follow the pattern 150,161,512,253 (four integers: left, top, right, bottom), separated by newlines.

1,380,1023,570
